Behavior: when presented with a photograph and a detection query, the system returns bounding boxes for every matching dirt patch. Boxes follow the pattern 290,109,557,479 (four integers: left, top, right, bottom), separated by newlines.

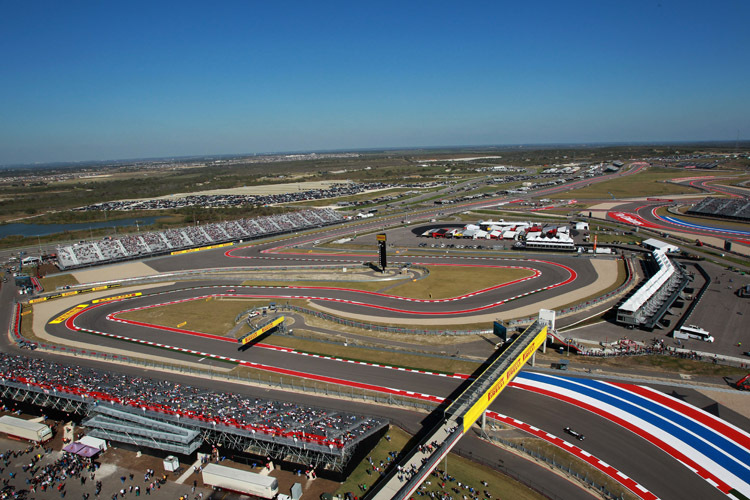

73,261,158,283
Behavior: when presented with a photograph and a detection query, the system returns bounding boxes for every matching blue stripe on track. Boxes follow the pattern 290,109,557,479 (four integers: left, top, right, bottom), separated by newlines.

661,215,750,236
517,372,750,482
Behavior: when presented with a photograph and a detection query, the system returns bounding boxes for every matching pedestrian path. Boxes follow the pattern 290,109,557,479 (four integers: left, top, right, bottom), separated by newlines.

175,459,201,484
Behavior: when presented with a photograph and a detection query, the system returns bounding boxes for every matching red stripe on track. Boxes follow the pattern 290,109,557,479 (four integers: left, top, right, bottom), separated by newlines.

508,381,732,494
486,411,659,500
609,382,750,450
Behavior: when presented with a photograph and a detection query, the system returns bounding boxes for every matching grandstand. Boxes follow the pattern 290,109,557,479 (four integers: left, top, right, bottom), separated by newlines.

56,208,344,270
687,197,750,222
616,250,689,330
0,352,386,473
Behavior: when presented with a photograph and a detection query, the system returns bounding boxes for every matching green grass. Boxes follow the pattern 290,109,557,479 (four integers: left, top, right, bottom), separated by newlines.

386,266,533,299
507,437,639,500
556,353,747,377
39,273,80,291
118,296,263,335
555,168,711,199
659,206,750,230
337,426,546,500
19,305,34,339
263,334,481,375
240,266,534,301
589,232,644,244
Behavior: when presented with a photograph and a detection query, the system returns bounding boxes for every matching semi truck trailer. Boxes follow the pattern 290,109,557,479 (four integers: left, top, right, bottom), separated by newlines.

0,415,53,443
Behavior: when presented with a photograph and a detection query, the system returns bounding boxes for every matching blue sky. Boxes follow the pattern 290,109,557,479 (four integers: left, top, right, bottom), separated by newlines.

1,1,749,165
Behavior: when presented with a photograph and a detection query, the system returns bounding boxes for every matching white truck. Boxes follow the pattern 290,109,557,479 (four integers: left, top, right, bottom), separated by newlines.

0,415,53,443
202,463,279,499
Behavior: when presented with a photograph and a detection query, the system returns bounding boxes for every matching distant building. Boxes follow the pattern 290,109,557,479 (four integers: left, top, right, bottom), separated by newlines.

641,238,679,254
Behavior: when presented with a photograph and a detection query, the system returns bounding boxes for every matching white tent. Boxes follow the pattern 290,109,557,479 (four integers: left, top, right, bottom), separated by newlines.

642,238,679,253
79,435,107,451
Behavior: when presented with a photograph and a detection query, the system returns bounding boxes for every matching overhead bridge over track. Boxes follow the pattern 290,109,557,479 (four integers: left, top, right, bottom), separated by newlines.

366,321,548,500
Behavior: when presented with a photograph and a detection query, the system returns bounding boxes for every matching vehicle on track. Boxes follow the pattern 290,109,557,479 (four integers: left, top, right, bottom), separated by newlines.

564,427,585,440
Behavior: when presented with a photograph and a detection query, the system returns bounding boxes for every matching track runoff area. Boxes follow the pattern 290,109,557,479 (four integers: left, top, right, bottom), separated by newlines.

37,215,750,500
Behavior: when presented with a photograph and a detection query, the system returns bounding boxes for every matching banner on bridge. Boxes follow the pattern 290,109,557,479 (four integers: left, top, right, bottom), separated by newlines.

240,316,285,345
462,325,547,433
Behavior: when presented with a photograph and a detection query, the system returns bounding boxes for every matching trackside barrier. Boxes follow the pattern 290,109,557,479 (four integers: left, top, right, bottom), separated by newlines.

9,304,22,343
53,263,428,294
280,304,491,336
279,257,635,335
483,434,623,500
31,344,437,409
507,255,636,328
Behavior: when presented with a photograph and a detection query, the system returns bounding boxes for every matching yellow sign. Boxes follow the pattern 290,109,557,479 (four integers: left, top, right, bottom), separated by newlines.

28,284,120,304
462,325,547,433
50,304,89,324
241,316,284,345
177,321,187,328
170,242,233,255
377,233,387,242
91,292,142,304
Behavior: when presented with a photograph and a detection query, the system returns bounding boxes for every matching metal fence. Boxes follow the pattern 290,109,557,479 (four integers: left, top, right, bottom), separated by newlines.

26,341,439,413
482,434,629,500
281,303,491,336
507,255,636,327
280,256,637,335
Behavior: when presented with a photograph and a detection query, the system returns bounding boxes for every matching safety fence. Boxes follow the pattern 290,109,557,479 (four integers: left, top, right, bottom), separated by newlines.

507,255,637,327
279,256,637,335
484,435,629,500
280,303,491,336
9,304,439,413
57,264,369,291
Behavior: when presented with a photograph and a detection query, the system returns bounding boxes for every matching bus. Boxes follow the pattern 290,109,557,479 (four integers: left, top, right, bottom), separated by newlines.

674,325,714,342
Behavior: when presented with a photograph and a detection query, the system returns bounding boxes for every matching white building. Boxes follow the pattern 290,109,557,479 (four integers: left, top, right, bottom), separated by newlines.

641,238,679,254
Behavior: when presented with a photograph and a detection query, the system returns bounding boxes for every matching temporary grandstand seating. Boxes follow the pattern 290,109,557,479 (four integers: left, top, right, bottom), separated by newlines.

688,197,750,222
617,250,688,329
0,352,386,457
55,208,344,270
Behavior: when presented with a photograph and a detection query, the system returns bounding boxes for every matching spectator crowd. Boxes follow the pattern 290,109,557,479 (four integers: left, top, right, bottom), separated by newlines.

0,353,385,452
56,208,343,269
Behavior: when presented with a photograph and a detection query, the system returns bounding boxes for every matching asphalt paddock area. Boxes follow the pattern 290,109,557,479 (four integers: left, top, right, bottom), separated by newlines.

562,261,750,358
0,424,337,500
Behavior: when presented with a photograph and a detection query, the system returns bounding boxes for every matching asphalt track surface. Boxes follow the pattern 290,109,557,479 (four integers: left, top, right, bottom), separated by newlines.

45,292,736,500
22,163,746,500
37,241,737,499
604,175,750,247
